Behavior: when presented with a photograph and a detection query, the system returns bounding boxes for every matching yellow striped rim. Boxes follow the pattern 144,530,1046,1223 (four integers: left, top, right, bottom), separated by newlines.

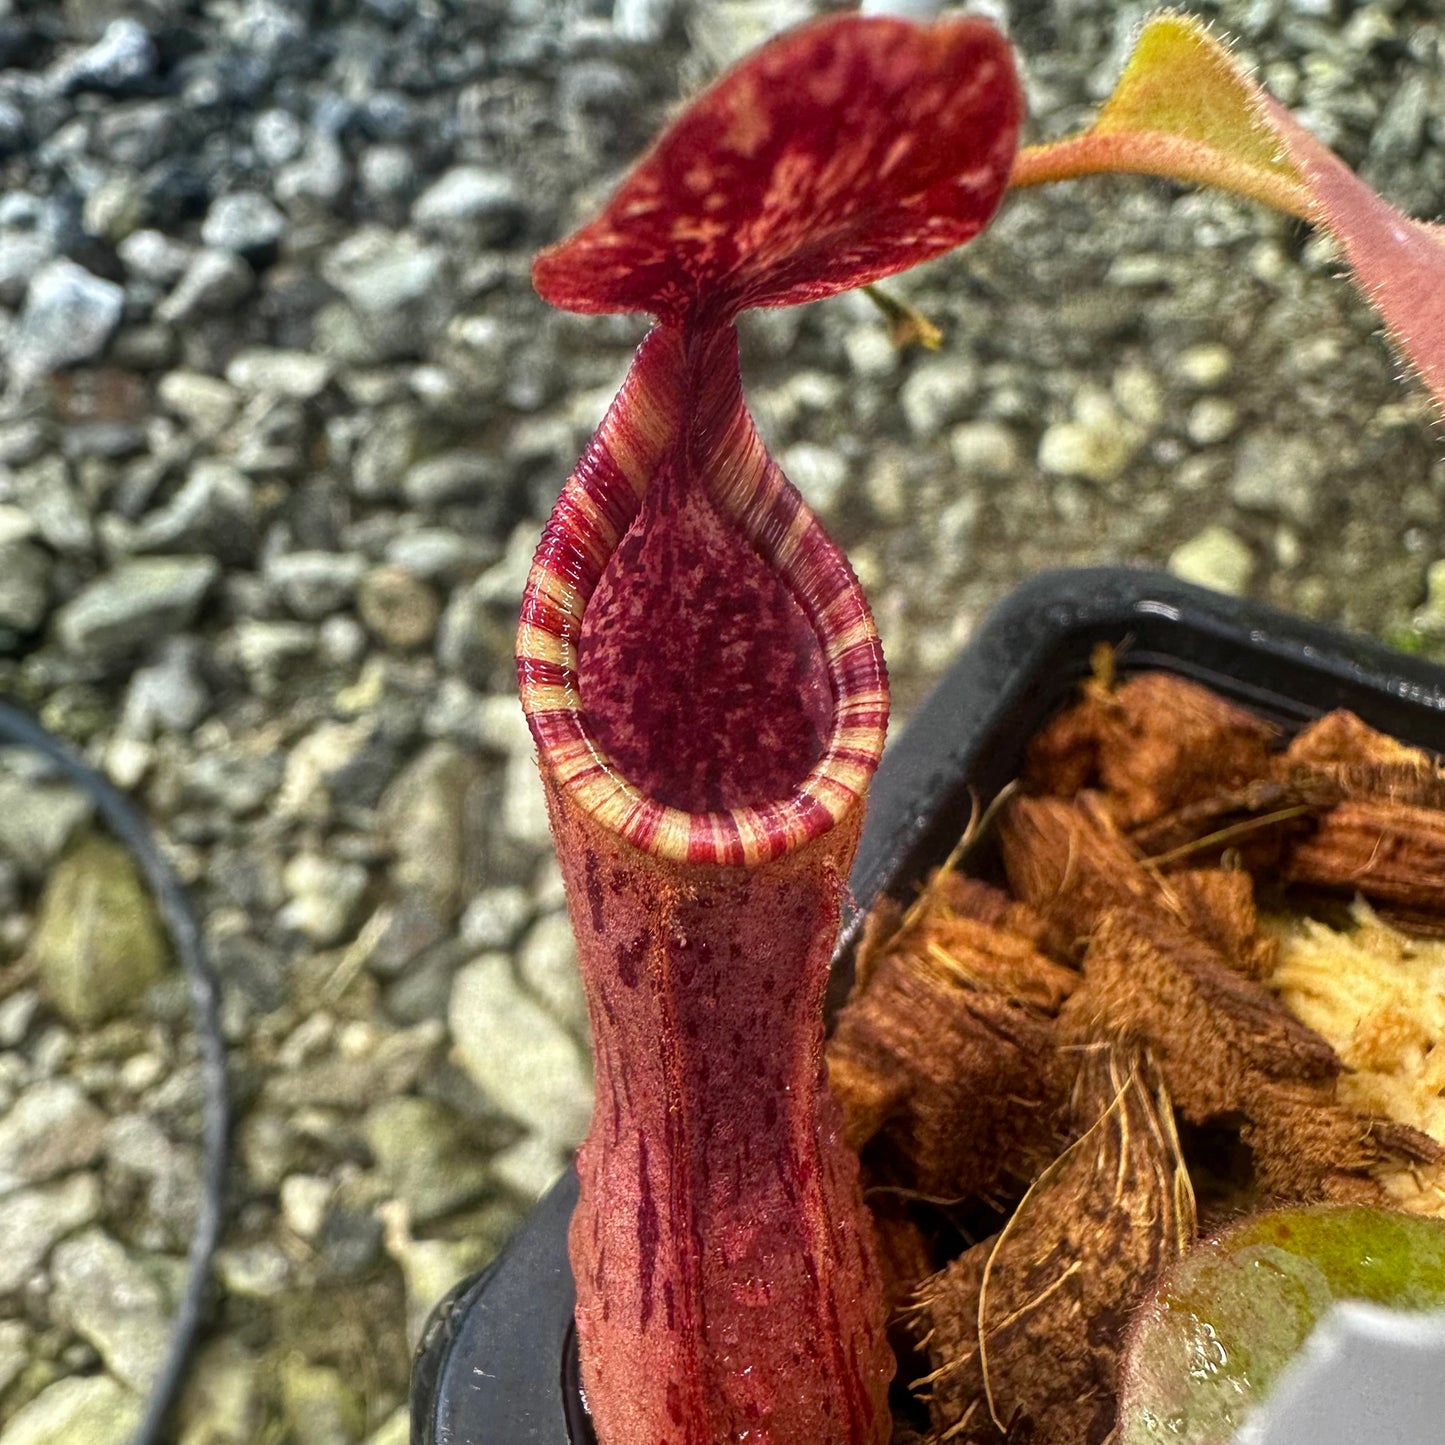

516,324,888,866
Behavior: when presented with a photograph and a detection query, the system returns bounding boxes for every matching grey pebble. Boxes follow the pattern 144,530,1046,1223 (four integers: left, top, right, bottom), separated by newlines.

517,911,586,1037
155,371,241,438
899,357,978,438
156,248,253,322
364,1095,493,1224
459,886,533,952
412,166,522,241
129,459,255,560
55,555,218,660
0,1375,142,1445
13,455,93,555
48,19,157,96
253,108,306,167
215,1241,291,1300
1230,432,1326,526
9,259,124,390
0,1079,106,1195
379,742,480,919
402,448,506,508
275,135,349,212
0,770,92,875
279,851,369,944
0,1319,27,1397
1169,524,1257,596
116,228,194,284
50,1228,173,1394
266,550,367,620
0,196,57,308
201,189,286,258
225,347,332,399
449,952,592,1148
0,538,52,632
0,1171,102,1294
322,228,444,317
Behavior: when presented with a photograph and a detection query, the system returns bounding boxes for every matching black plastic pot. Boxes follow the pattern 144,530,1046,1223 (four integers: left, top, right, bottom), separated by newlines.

410,564,1445,1445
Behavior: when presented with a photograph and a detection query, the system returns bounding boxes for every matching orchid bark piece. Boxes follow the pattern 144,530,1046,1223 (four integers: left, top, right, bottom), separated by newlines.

519,14,1021,1445
1011,11,1445,412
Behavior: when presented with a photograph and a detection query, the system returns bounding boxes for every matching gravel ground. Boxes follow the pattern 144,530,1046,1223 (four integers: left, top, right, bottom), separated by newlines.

0,0,1442,1441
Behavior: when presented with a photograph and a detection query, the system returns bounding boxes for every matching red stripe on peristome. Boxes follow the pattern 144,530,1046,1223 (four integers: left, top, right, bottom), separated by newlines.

790,792,838,842
827,747,883,772
831,640,888,688
522,709,586,747
812,581,874,636
687,811,745,867
545,495,620,590
516,590,574,639
514,657,574,693
744,472,803,556
833,703,890,733
575,441,648,522
622,800,663,853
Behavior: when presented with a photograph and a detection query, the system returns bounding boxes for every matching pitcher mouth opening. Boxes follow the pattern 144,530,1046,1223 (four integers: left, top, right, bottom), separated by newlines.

517,325,887,868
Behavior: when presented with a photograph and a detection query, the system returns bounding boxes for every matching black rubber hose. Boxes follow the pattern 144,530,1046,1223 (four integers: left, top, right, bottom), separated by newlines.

0,698,229,1444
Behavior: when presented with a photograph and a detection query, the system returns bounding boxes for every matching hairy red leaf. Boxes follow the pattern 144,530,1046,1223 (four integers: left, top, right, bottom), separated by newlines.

1012,13,1445,412
533,13,1022,325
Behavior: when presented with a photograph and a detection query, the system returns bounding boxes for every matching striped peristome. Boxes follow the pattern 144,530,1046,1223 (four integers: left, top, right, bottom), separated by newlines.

517,324,888,867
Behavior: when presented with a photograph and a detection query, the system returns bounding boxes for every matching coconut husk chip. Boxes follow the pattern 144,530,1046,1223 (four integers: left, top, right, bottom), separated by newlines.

1024,670,1278,828
828,874,1072,1200
910,1046,1194,1445
1283,709,1445,809
840,669,1445,1443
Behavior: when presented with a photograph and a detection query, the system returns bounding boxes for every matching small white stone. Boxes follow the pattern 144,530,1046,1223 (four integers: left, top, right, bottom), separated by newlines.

0,503,38,547
215,1242,291,1299
103,736,152,790
1172,343,1234,390
10,260,124,389
780,442,848,513
1187,396,1240,447
1038,416,1139,484
460,887,532,951
118,1052,165,1094
279,853,368,944
0,1319,27,1397
279,1174,332,1241
948,420,1021,480
1112,364,1163,431
517,911,586,1035
491,1133,568,1201
1414,558,1445,637
50,1229,171,1394
1169,525,1256,596
0,1172,102,1294
843,326,898,379
157,371,240,438
225,347,332,399
899,357,977,437
364,1408,412,1445
502,754,553,850
449,954,592,1147
0,1375,141,1445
